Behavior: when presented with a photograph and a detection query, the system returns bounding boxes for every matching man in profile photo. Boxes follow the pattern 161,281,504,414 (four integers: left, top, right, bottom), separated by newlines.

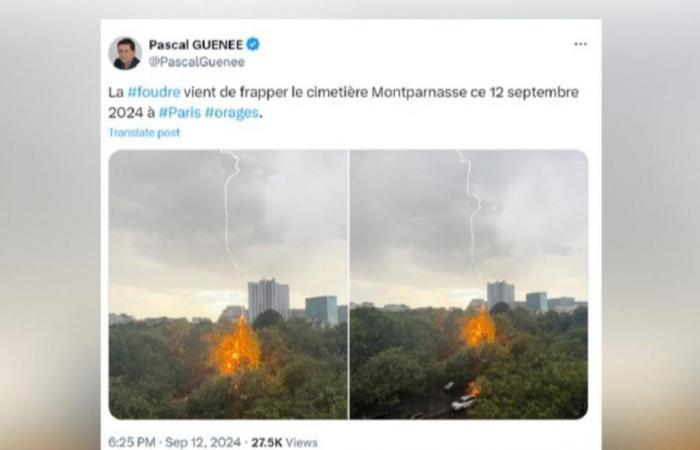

114,38,140,70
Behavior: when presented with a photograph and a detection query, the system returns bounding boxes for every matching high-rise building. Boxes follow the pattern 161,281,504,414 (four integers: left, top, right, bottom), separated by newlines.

305,295,338,324
487,281,515,310
526,292,548,313
248,278,290,322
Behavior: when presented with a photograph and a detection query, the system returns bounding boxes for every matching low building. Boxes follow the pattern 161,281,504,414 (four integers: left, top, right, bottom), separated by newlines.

109,313,135,326
467,298,486,310
191,317,212,325
219,305,246,323
384,303,410,312
306,296,338,325
526,292,548,313
289,308,306,319
143,317,169,326
548,297,576,313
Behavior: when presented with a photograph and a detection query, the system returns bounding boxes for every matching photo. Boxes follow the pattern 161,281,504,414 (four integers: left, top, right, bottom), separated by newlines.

110,37,142,70
349,150,588,419
109,150,348,419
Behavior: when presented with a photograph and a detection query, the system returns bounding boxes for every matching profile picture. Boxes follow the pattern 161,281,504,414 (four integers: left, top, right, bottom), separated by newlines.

109,37,142,70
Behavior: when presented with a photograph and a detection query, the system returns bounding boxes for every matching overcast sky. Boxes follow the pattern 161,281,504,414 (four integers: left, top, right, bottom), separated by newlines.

350,150,588,308
109,150,348,320
110,150,586,318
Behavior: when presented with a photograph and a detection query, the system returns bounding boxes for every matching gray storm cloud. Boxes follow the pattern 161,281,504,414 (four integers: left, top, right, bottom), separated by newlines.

109,149,586,316
109,150,348,319
349,150,588,307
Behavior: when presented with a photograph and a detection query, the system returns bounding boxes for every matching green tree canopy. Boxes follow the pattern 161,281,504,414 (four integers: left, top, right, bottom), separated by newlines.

253,309,284,330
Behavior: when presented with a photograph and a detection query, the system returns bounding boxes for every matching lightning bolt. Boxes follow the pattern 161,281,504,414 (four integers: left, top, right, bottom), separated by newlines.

456,151,483,281
221,151,241,288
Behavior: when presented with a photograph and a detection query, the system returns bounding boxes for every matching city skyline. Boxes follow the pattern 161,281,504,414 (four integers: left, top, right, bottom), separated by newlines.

350,283,586,310
350,151,588,308
109,150,348,320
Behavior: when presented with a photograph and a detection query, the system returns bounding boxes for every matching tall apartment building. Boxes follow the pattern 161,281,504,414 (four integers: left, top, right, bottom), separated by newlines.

248,278,290,322
487,280,515,310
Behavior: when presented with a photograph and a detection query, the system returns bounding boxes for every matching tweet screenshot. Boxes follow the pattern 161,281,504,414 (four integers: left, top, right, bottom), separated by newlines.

101,20,601,450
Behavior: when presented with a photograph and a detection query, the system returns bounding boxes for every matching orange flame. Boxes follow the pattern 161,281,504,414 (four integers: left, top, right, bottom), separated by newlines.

467,381,481,397
463,305,495,347
214,315,261,375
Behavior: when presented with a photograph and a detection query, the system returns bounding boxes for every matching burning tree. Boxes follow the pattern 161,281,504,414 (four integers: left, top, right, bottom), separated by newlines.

467,380,481,397
463,305,496,347
214,315,261,375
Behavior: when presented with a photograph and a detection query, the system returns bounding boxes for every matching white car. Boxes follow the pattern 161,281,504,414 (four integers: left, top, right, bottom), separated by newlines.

451,395,476,412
